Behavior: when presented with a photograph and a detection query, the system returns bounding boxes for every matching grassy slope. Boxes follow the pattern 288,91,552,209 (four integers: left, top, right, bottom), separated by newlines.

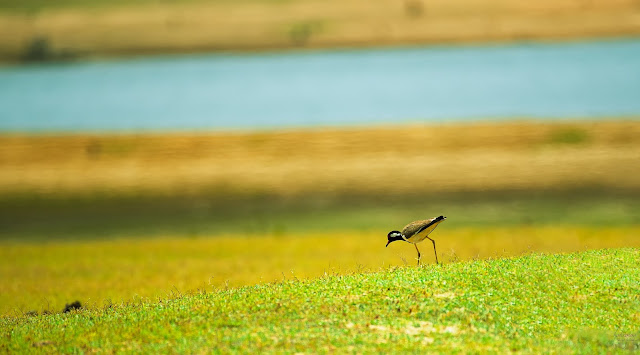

3,226,640,317
2,0,640,62
2,248,639,352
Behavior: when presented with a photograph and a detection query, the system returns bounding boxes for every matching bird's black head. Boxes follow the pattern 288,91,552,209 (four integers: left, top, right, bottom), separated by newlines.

386,231,404,247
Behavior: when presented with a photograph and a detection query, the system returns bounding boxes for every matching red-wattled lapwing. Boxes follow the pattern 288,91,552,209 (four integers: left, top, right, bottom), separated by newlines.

386,216,446,265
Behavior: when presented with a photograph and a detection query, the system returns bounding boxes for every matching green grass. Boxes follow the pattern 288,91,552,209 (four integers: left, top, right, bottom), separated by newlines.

2,248,639,352
3,225,639,317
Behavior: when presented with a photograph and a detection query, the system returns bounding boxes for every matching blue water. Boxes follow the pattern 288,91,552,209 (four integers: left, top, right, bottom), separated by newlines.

1,38,639,132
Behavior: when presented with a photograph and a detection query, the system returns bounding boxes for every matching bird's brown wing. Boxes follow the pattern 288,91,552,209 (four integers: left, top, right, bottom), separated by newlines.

402,217,439,238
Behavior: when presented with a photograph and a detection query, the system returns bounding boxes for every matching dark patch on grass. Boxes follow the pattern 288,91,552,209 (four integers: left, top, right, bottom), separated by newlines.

21,36,53,62
547,127,590,145
62,301,82,313
404,0,424,18
20,35,79,63
288,21,324,46
32,340,52,348
0,186,638,241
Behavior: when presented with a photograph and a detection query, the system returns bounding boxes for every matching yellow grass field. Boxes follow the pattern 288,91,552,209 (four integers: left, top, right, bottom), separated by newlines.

2,226,640,316
2,0,640,62
1,120,639,196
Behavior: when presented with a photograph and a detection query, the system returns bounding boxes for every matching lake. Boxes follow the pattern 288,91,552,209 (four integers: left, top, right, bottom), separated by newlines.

1,38,639,132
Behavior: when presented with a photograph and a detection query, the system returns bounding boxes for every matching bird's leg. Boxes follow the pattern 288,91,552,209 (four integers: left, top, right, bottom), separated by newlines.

414,244,421,266
426,237,439,265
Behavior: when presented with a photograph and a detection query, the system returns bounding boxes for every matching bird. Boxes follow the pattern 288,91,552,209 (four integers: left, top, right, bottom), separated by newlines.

386,216,446,265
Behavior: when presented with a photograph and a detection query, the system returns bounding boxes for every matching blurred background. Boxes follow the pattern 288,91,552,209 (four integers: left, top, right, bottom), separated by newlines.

1,0,639,315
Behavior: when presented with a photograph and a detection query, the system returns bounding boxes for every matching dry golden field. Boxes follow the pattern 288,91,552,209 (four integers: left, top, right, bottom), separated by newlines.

1,120,639,196
2,0,640,62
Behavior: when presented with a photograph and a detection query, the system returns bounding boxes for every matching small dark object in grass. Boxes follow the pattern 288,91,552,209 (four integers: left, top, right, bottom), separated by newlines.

22,36,53,62
62,301,82,313
33,340,53,347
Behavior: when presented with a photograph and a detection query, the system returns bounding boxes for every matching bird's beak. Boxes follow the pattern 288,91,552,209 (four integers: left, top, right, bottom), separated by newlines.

385,240,390,247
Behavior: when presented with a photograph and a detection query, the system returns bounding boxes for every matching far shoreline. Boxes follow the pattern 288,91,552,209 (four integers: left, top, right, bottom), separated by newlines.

3,32,640,67
2,0,640,65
